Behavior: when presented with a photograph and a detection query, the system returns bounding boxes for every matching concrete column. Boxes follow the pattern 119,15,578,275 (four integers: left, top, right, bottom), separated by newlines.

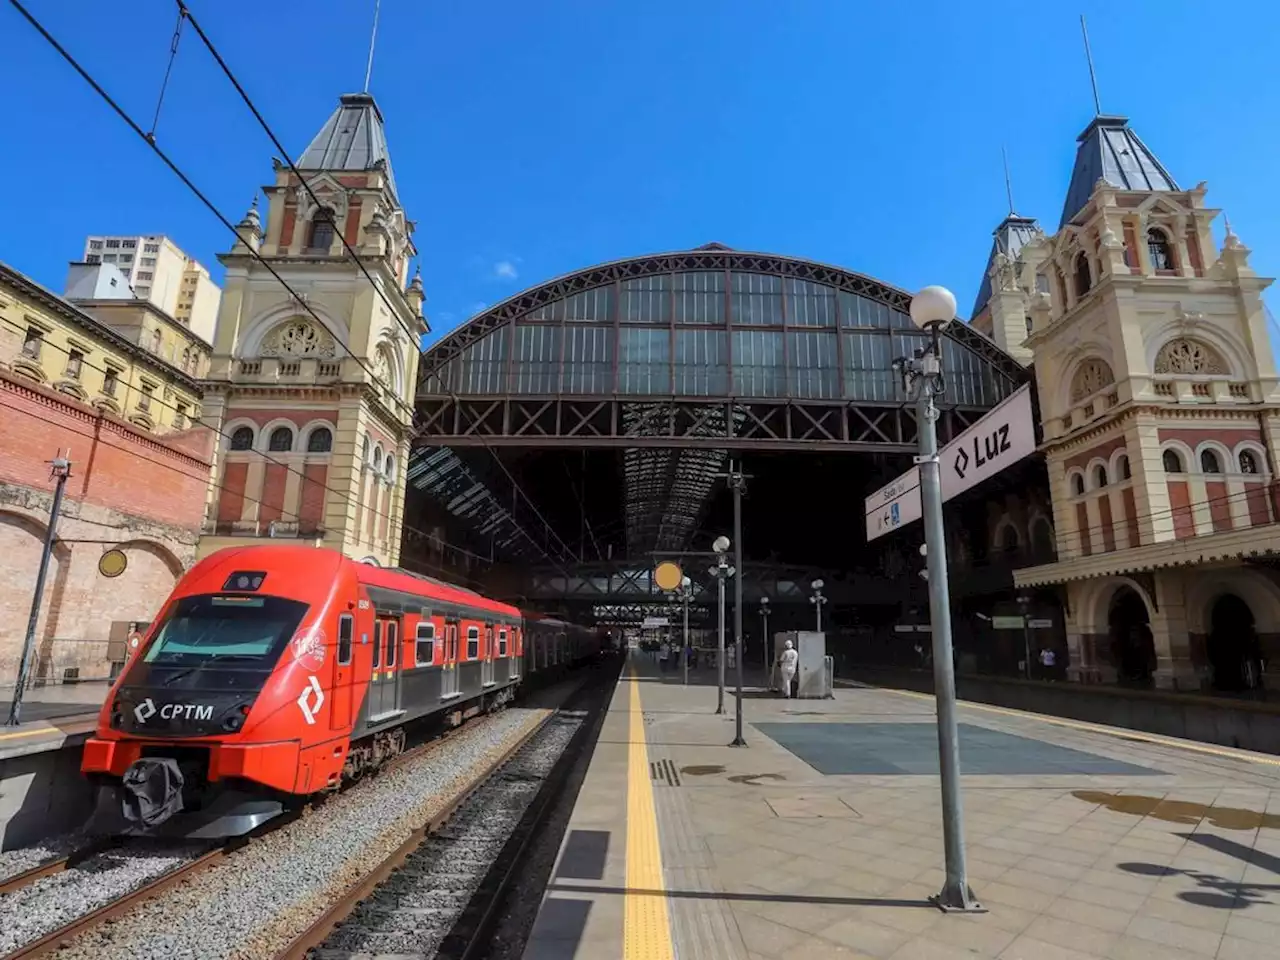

1227,476,1249,530
1149,571,1206,691
1123,413,1174,545
1111,488,1130,550
1047,454,1081,559
282,461,302,521
241,460,265,523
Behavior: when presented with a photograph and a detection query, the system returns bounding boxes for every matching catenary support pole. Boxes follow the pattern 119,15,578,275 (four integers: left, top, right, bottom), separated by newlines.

730,463,746,746
917,365,981,912
7,454,72,727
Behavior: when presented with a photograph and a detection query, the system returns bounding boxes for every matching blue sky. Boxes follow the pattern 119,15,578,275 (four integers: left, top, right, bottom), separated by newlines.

3,0,1278,348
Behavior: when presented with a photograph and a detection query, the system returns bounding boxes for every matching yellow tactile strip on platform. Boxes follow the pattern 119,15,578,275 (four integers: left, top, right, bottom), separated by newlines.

623,670,676,960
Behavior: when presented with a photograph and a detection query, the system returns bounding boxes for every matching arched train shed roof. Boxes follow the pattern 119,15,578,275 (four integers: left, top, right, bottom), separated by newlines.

409,248,1030,563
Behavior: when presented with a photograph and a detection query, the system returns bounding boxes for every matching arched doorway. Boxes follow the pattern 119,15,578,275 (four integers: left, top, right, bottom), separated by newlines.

1108,587,1155,685
1208,594,1261,692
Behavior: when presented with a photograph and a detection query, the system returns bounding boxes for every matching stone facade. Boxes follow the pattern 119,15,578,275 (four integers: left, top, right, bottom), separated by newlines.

0,369,211,684
196,92,427,567
990,115,1280,693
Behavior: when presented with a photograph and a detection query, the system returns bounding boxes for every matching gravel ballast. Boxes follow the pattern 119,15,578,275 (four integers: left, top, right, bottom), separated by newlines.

44,706,550,960
0,842,208,955
314,707,589,958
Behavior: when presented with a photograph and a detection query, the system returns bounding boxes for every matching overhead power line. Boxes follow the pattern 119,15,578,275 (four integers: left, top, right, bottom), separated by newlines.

6,0,576,574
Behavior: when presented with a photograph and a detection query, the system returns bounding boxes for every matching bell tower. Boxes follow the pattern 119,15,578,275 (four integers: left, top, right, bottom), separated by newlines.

198,92,427,567
1011,112,1280,691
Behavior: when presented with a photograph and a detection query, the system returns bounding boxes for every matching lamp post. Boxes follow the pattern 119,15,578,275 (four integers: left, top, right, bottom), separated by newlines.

894,284,982,913
8,453,73,727
809,579,827,632
709,537,733,715
759,596,771,671
681,575,692,686
1017,593,1032,680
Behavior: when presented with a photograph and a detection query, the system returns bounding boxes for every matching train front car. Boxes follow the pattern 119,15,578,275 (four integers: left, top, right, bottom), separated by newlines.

82,546,354,838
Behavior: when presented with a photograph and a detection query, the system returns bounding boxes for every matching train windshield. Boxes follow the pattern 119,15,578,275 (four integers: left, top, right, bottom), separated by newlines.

125,593,309,690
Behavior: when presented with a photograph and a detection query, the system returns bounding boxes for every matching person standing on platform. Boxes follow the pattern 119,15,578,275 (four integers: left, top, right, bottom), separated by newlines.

778,639,799,698
1039,646,1056,680
659,640,670,672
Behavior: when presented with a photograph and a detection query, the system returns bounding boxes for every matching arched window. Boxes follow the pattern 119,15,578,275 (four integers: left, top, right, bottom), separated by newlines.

1240,450,1260,475
362,435,371,463
268,426,294,452
307,427,333,453
308,209,335,252
1073,253,1092,298
384,454,395,481
1163,449,1184,474
151,328,162,352
181,347,191,372
1118,455,1132,480
230,426,254,451
1072,473,1085,496
1000,525,1020,555
372,444,384,472
1200,449,1223,474
1147,228,1175,272
1094,465,1109,488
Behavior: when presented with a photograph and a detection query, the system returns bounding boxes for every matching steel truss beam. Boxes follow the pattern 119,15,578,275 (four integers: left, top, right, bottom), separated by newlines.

522,558,903,606
414,396,986,451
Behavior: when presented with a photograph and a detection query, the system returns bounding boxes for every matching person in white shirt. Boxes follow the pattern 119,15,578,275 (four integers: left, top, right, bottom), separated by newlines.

659,641,670,671
1039,647,1056,679
778,639,799,698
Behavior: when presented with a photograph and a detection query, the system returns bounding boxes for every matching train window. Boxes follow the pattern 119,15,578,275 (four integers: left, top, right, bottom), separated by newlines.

372,620,382,669
337,614,353,665
416,622,436,666
385,621,397,668
498,628,508,657
466,626,479,660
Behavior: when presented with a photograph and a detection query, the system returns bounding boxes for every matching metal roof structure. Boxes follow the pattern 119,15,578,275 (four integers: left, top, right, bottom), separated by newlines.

1059,115,1178,228
971,215,1042,319
297,93,399,199
410,248,1030,564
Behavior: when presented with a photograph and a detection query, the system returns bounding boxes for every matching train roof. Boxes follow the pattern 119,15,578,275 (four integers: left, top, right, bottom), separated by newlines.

355,561,522,618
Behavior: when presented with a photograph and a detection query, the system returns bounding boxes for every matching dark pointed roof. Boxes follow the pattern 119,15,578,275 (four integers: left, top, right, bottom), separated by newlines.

298,93,398,200
971,214,1040,319
1059,115,1177,228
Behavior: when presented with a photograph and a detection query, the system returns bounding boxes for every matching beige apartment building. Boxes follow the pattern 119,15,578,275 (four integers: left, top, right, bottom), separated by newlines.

81,234,221,344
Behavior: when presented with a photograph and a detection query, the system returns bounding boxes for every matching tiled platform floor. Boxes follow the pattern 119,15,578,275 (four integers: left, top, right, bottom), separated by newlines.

524,654,1280,959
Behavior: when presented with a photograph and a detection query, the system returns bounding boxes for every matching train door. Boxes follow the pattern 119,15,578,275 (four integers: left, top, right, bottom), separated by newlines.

442,619,460,698
368,615,403,722
330,612,355,731
482,624,495,687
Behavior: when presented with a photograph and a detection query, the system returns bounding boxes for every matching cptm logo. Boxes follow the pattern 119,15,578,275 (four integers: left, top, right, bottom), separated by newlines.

132,698,214,723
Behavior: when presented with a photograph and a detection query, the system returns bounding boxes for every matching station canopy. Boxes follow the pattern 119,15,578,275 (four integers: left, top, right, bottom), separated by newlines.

406,246,1028,580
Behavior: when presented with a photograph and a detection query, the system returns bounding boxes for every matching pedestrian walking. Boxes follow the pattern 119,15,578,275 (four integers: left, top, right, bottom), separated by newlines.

778,639,799,698
1039,646,1056,680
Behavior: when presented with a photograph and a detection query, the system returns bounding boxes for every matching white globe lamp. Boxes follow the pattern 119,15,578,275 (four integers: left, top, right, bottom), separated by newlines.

909,285,957,330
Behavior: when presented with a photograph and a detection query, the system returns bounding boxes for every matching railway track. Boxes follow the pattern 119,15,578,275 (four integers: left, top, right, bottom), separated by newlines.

278,664,615,960
0,696,531,960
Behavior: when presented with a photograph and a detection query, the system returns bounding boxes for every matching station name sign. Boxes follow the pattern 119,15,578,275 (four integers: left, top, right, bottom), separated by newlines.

864,384,1035,542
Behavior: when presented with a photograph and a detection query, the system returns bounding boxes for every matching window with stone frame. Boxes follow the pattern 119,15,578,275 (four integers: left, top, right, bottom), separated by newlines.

1069,358,1115,403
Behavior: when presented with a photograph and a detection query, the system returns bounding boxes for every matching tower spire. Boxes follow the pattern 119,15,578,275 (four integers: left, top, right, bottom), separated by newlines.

1080,14,1102,116
1002,145,1016,216
363,0,381,93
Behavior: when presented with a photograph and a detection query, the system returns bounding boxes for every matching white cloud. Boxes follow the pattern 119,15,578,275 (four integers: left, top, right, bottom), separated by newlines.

493,260,518,280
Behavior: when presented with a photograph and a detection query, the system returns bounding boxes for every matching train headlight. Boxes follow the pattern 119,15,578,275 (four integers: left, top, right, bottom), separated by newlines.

223,715,243,732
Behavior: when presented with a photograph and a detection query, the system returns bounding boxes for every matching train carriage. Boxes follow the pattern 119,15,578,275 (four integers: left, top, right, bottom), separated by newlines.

80,545,599,837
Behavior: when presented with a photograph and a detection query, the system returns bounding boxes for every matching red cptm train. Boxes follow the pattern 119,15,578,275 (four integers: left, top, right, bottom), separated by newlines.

82,545,607,837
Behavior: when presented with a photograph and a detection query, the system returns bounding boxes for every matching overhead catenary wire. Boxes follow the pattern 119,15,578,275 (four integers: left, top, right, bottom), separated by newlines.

175,0,582,568
0,311,503,575
6,0,575,574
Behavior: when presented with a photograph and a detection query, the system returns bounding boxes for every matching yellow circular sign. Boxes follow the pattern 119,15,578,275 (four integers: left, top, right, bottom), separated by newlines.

98,549,128,579
654,561,683,592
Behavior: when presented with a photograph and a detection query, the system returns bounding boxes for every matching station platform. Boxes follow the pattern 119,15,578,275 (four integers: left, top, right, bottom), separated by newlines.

523,651,1280,960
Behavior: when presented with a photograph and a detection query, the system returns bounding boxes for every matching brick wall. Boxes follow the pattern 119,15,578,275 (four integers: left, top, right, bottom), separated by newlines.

0,371,210,683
